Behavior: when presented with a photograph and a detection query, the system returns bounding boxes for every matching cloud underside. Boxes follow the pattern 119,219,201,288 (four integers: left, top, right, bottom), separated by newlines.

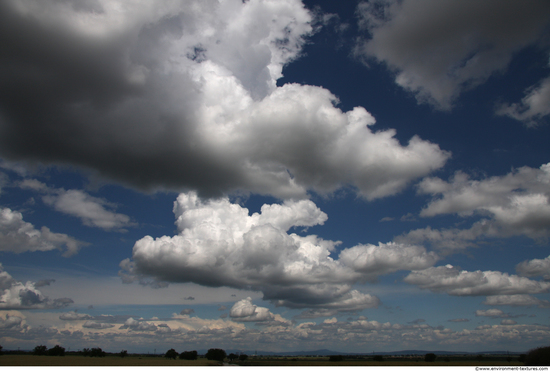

120,192,439,311
355,0,550,120
0,0,448,200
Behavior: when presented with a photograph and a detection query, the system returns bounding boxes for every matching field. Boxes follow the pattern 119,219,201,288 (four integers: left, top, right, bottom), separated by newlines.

0,354,526,367
0,355,219,366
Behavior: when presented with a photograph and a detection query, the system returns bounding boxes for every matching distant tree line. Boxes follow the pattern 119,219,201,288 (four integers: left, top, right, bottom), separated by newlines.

5,344,547,365
33,345,65,356
163,349,201,360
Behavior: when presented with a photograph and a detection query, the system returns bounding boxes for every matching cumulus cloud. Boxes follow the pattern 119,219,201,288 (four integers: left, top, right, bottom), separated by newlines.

404,264,550,296
0,264,74,310
20,179,135,231
497,75,550,126
483,294,550,308
418,164,550,220
120,317,157,331
0,0,448,200
355,0,550,110
119,192,441,311
295,309,339,319
475,309,509,318
501,319,517,325
397,163,550,252
59,311,93,321
0,208,86,256
338,242,439,281
0,314,24,330
83,320,115,329
229,297,275,322
516,255,550,280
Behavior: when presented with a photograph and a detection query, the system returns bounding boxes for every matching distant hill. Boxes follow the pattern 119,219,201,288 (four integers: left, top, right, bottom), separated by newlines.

196,348,524,356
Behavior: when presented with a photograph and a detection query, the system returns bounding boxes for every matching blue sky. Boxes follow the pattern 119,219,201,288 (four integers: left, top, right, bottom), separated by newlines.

1,0,550,354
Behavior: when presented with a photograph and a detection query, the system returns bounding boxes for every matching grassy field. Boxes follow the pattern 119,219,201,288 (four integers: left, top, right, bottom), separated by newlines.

0,354,525,366
0,355,220,366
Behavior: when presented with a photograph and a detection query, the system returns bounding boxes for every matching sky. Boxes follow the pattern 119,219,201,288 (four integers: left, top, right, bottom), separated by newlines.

0,0,550,355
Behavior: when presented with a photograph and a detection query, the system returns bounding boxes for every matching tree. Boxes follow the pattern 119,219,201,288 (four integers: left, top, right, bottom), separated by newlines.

33,345,48,356
82,348,91,356
165,348,179,359
90,347,106,357
238,354,248,362
119,350,128,358
179,350,198,360
0,345,3,355
373,355,384,362
228,353,238,362
525,346,550,366
205,348,226,362
425,353,437,362
329,355,344,362
48,345,65,356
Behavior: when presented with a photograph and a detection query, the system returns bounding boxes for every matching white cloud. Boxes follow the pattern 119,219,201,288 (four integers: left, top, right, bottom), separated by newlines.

475,309,509,318
121,192,443,311
355,0,550,110
404,264,550,296
59,311,93,321
0,207,85,256
82,320,114,329
418,164,550,219
0,264,74,310
483,294,550,308
121,192,369,310
120,317,157,331
516,255,550,280
338,242,439,281
501,319,517,325
398,163,550,252
0,0,449,200
497,75,550,126
230,297,274,322
20,179,135,231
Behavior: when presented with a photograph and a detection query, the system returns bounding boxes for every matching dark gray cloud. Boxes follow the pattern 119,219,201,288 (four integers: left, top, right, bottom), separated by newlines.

355,0,550,113
0,0,448,200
